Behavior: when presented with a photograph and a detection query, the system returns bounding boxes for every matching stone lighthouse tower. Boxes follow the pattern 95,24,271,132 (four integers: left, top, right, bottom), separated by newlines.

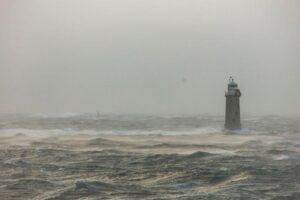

225,77,242,130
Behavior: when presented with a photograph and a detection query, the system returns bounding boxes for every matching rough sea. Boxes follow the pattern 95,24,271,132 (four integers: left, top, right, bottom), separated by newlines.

0,114,299,200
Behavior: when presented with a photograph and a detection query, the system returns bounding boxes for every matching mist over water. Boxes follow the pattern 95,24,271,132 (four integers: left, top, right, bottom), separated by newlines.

0,113,299,134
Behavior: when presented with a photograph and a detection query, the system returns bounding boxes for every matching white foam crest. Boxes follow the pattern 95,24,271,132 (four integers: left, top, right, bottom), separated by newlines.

0,126,224,136
273,155,290,161
30,112,82,118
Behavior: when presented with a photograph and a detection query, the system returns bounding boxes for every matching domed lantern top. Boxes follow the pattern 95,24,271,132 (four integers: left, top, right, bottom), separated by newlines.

228,77,238,89
226,77,241,97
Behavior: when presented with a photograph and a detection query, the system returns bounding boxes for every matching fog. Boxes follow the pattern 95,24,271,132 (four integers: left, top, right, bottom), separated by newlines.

0,0,299,115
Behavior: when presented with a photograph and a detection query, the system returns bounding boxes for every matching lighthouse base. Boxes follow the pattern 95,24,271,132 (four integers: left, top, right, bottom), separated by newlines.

225,123,241,130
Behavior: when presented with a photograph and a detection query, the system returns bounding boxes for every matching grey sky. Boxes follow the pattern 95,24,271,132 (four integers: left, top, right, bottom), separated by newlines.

0,0,299,115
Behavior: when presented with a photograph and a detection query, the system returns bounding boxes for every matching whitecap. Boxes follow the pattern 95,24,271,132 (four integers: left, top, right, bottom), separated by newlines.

273,154,289,160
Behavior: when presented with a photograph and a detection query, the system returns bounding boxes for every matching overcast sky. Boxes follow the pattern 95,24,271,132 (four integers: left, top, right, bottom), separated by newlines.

0,0,299,115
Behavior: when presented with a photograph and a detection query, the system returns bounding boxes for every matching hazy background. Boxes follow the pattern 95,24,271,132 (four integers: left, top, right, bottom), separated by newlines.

0,0,299,115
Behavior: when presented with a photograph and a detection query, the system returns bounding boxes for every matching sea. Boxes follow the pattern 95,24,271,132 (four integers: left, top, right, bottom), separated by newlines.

0,114,299,199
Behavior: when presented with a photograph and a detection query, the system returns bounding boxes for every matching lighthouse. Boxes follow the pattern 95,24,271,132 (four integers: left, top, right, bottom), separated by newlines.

225,77,242,130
